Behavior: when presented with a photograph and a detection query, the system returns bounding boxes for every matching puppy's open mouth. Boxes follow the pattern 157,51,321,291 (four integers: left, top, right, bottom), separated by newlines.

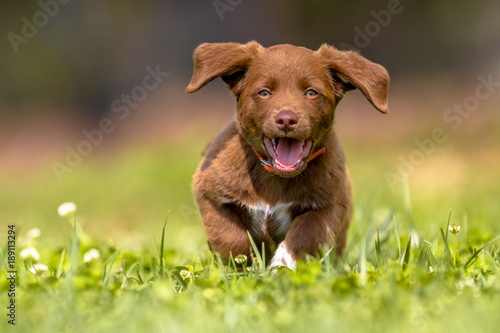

262,136,313,176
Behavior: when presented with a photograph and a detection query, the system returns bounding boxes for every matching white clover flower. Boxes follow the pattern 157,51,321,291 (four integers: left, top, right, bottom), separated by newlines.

57,202,77,218
20,247,40,261
83,248,100,263
235,254,248,265
179,270,192,280
449,224,461,234
25,228,41,239
29,263,51,277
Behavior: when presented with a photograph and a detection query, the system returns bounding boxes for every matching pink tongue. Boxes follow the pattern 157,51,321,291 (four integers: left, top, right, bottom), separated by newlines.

275,138,303,167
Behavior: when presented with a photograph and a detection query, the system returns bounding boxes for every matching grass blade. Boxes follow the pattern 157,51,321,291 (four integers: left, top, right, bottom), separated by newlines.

228,252,237,271
464,236,500,270
56,249,66,279
136,264,145,285
342,233,361,260
416,244,427,268
214,252,230,289
402,236,412,270
103,250,118,287
359,232,367,286
319,245,335,264
374,229,381,269
395,222,401,258
440,228,454,268
247,231,264,273
120,262,139,288
445,210,452,243
159,211,170,278
70,220,80,273
170,270,188,291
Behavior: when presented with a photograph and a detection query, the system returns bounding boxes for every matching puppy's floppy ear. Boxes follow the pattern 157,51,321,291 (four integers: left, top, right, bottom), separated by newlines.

186,41,263,95
317,44,390,114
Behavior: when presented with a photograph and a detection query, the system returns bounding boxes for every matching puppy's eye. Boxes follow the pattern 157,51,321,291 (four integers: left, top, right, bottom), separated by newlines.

257,90,271,98
305,89,319,98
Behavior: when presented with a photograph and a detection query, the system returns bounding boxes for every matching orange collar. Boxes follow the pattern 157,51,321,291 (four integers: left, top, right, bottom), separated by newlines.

252,146,326,175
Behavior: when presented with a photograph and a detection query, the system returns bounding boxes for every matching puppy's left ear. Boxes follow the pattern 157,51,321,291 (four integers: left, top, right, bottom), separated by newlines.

317,44,390,114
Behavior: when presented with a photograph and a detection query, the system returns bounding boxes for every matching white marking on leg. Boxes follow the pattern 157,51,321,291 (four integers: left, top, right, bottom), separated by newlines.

268,241,296,270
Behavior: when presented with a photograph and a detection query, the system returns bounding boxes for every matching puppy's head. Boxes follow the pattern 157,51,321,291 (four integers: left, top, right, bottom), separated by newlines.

187,42,389,178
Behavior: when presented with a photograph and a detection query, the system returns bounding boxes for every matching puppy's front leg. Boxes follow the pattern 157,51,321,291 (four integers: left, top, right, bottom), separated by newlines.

197,197,261,263
268,208,347,270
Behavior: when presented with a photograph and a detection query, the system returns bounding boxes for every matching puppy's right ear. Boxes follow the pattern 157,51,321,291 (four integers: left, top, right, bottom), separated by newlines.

186,41,263,95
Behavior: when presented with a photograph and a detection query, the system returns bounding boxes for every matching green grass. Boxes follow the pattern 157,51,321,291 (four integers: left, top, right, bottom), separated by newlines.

1,203,499,333
1,125,500,333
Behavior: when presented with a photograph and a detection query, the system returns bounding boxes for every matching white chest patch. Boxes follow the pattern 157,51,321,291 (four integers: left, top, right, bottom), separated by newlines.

245,201,293,239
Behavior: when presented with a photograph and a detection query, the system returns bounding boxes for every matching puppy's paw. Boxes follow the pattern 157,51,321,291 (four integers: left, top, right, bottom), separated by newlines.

267,242,296,271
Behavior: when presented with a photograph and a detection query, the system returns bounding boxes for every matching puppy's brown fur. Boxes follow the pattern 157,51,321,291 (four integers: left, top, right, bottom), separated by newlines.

186,42,389,269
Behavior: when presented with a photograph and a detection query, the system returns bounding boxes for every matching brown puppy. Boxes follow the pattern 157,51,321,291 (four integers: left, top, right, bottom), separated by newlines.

186,42,389,269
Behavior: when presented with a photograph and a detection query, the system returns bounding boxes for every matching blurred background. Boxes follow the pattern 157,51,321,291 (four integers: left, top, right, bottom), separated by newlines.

1,0,499,255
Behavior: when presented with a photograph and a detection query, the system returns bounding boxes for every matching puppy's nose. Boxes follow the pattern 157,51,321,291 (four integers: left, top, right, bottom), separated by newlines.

275,110,298,133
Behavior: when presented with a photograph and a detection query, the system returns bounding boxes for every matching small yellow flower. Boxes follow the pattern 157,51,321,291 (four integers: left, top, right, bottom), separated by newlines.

83,248,100,263
20,247,40,261
449,224,461,234
235,254,248,265
57,202,77,218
